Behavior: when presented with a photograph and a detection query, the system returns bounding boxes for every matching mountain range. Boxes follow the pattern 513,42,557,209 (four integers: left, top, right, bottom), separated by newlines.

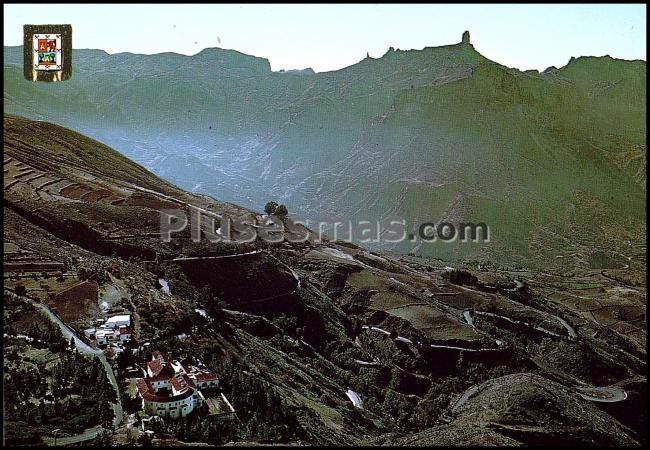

3,114,646,446
3,32,646,270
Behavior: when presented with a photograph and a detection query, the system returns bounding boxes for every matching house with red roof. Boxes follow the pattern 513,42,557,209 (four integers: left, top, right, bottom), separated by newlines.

136,350,223,418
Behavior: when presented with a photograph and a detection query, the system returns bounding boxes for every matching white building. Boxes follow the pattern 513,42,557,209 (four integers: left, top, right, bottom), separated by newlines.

95,324,132,346
87,314,132,346
83,328,96,339
136,351,220,419
105,314,131,329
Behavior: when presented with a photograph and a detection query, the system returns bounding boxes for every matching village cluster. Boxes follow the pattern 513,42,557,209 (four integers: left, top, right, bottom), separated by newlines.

83,314,132,346
81,312,235,421
3,252,236,431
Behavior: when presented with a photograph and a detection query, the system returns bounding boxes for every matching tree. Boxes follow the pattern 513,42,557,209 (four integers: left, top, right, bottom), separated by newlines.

69,336,76,351
275,204,288,217
204,295,226,320
78,261,109,284
3,421,44,446
264,201,278,215
14,283,26,296
125,336,139,349
117,347,135,369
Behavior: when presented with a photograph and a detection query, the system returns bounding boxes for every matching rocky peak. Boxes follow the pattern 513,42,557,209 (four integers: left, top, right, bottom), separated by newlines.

462,30,471,44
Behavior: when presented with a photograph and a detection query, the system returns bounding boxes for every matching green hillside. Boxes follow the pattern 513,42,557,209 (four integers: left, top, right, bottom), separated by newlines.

3,35,645,270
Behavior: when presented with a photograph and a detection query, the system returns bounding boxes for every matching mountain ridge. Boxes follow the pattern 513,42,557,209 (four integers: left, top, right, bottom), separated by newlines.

3,34,645,270
4,39,646,74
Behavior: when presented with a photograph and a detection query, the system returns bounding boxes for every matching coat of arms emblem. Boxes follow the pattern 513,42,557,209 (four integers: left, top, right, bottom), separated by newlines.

24,25,71,81
33,33,62,71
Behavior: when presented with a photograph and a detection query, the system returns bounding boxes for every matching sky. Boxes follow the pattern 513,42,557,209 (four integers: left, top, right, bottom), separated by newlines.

3,4,646,72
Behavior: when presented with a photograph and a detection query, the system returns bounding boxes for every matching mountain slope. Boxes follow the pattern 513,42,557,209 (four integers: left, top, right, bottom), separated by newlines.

3,35,646,271
3,116,645,445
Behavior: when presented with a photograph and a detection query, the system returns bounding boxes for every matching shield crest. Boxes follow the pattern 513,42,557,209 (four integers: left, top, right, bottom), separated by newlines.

33,33,62,71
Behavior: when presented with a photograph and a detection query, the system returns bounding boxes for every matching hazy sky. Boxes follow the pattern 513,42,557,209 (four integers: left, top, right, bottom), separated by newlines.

3,4,646,72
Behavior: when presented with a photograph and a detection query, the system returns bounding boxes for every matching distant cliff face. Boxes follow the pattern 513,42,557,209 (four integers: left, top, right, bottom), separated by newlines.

3,34,646,269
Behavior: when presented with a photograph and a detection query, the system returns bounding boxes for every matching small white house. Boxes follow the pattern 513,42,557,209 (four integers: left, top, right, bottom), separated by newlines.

105,314,131,329
96,324,132,346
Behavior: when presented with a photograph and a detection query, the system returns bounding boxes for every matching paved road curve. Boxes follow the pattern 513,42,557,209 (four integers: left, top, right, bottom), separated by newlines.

43,426,104,446
6,290,123,445
576,386,628,403
451,385,481,413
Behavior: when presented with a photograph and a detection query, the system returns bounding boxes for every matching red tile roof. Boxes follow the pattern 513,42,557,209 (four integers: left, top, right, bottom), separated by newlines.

138,351,216,403
195,372,218,382
147,359,163,375
147,360,174,377
152,350,172,363
170,376,185,392
182,373,196,388
148,373,172,383
136,378,193,403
